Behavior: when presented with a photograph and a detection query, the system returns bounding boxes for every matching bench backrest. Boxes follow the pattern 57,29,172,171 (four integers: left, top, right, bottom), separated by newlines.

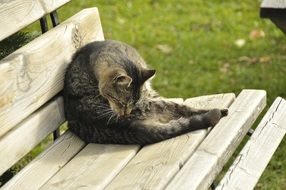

0,1,104,176
260,0,286,33
0,0,70,41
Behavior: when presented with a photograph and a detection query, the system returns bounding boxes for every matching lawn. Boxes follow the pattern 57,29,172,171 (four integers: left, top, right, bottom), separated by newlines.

2,0,286,189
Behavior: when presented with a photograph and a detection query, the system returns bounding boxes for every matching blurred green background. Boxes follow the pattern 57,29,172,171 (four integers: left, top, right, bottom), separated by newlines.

1,0,286,189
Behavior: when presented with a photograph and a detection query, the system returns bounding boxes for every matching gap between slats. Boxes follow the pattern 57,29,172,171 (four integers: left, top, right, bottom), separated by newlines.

216,97,286,190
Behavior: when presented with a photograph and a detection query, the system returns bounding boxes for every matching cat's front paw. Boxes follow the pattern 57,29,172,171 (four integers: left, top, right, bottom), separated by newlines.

205,109,222,126
221,109,228,117
204,109,228,127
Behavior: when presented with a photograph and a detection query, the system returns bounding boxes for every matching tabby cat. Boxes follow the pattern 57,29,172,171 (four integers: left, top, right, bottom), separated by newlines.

64,40,227,145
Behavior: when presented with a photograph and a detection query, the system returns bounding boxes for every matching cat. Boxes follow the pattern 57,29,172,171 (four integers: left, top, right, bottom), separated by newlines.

63,40,228,145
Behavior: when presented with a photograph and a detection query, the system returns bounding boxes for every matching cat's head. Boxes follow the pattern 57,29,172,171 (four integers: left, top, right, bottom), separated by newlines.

99,68,155,117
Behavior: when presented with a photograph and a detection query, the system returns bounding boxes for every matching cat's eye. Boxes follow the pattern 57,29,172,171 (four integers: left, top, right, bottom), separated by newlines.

115,75,127,83
125,84,131,90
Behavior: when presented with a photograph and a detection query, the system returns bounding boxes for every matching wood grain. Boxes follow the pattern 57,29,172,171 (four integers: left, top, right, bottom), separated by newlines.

1,131,85,190
0,96,65,176
63,8,105,45
216,97,286,190
105,93,235,190
40,144,140,190
0,8,104,137
166,90,266,190
0,0,70,41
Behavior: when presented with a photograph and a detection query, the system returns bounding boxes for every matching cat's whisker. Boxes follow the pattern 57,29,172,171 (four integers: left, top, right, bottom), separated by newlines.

95,110,114,120
94,103,109,107
114,114,119,123
93,94,101,98
107,113,117,126
94,104,112,111
97,104,110,109
107,116,112,126
96,106,110,110
99,110,113,116
94,112,110,118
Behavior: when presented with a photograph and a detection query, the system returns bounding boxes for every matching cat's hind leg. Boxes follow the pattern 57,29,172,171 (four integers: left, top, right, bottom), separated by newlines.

146,99,228,118
115,109,225,145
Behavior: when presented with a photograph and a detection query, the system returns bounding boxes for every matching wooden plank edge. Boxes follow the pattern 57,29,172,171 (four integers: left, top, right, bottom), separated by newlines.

40,0,71,13
0,96,65,176
216,97,286,190
184,93,235,108
40,144,140,190
1,131,85,190
165,89,266,190
261,0,286,9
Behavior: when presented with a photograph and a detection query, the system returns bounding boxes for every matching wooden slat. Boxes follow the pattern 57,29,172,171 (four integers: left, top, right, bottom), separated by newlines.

0,0,70,41
216,97,286,190
261,0,286,8
39,98,183,190
166,98,184,103
40,144,140,190
260,0,286,21
166,89,266,190
41,0,71,13
1,131,85,190
105,93,235,190
0,7,104,137
0,96,64,176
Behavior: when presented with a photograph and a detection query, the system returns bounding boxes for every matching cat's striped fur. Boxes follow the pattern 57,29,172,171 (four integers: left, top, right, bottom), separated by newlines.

63,40,227,145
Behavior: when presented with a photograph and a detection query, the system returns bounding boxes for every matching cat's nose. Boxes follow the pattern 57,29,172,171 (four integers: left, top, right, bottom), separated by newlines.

118,110,125,117
124,106,132,115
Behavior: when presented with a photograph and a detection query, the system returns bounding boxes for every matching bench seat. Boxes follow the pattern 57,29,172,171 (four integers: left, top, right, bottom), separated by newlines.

3,90,284,190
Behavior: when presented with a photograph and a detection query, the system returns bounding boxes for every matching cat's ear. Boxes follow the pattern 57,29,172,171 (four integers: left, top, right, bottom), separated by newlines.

114,74,132,89
141,69,156,82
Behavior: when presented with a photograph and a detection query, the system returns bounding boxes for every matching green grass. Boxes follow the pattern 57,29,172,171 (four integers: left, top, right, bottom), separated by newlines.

2,0,286,189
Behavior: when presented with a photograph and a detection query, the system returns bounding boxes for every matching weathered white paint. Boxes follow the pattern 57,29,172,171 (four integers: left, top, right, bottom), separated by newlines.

0,0,71,41
0,8,104,137
217,97,286,190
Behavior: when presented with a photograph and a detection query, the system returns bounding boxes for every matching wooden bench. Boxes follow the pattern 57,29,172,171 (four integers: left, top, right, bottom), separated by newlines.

260,0,286,33
0,1,285,189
